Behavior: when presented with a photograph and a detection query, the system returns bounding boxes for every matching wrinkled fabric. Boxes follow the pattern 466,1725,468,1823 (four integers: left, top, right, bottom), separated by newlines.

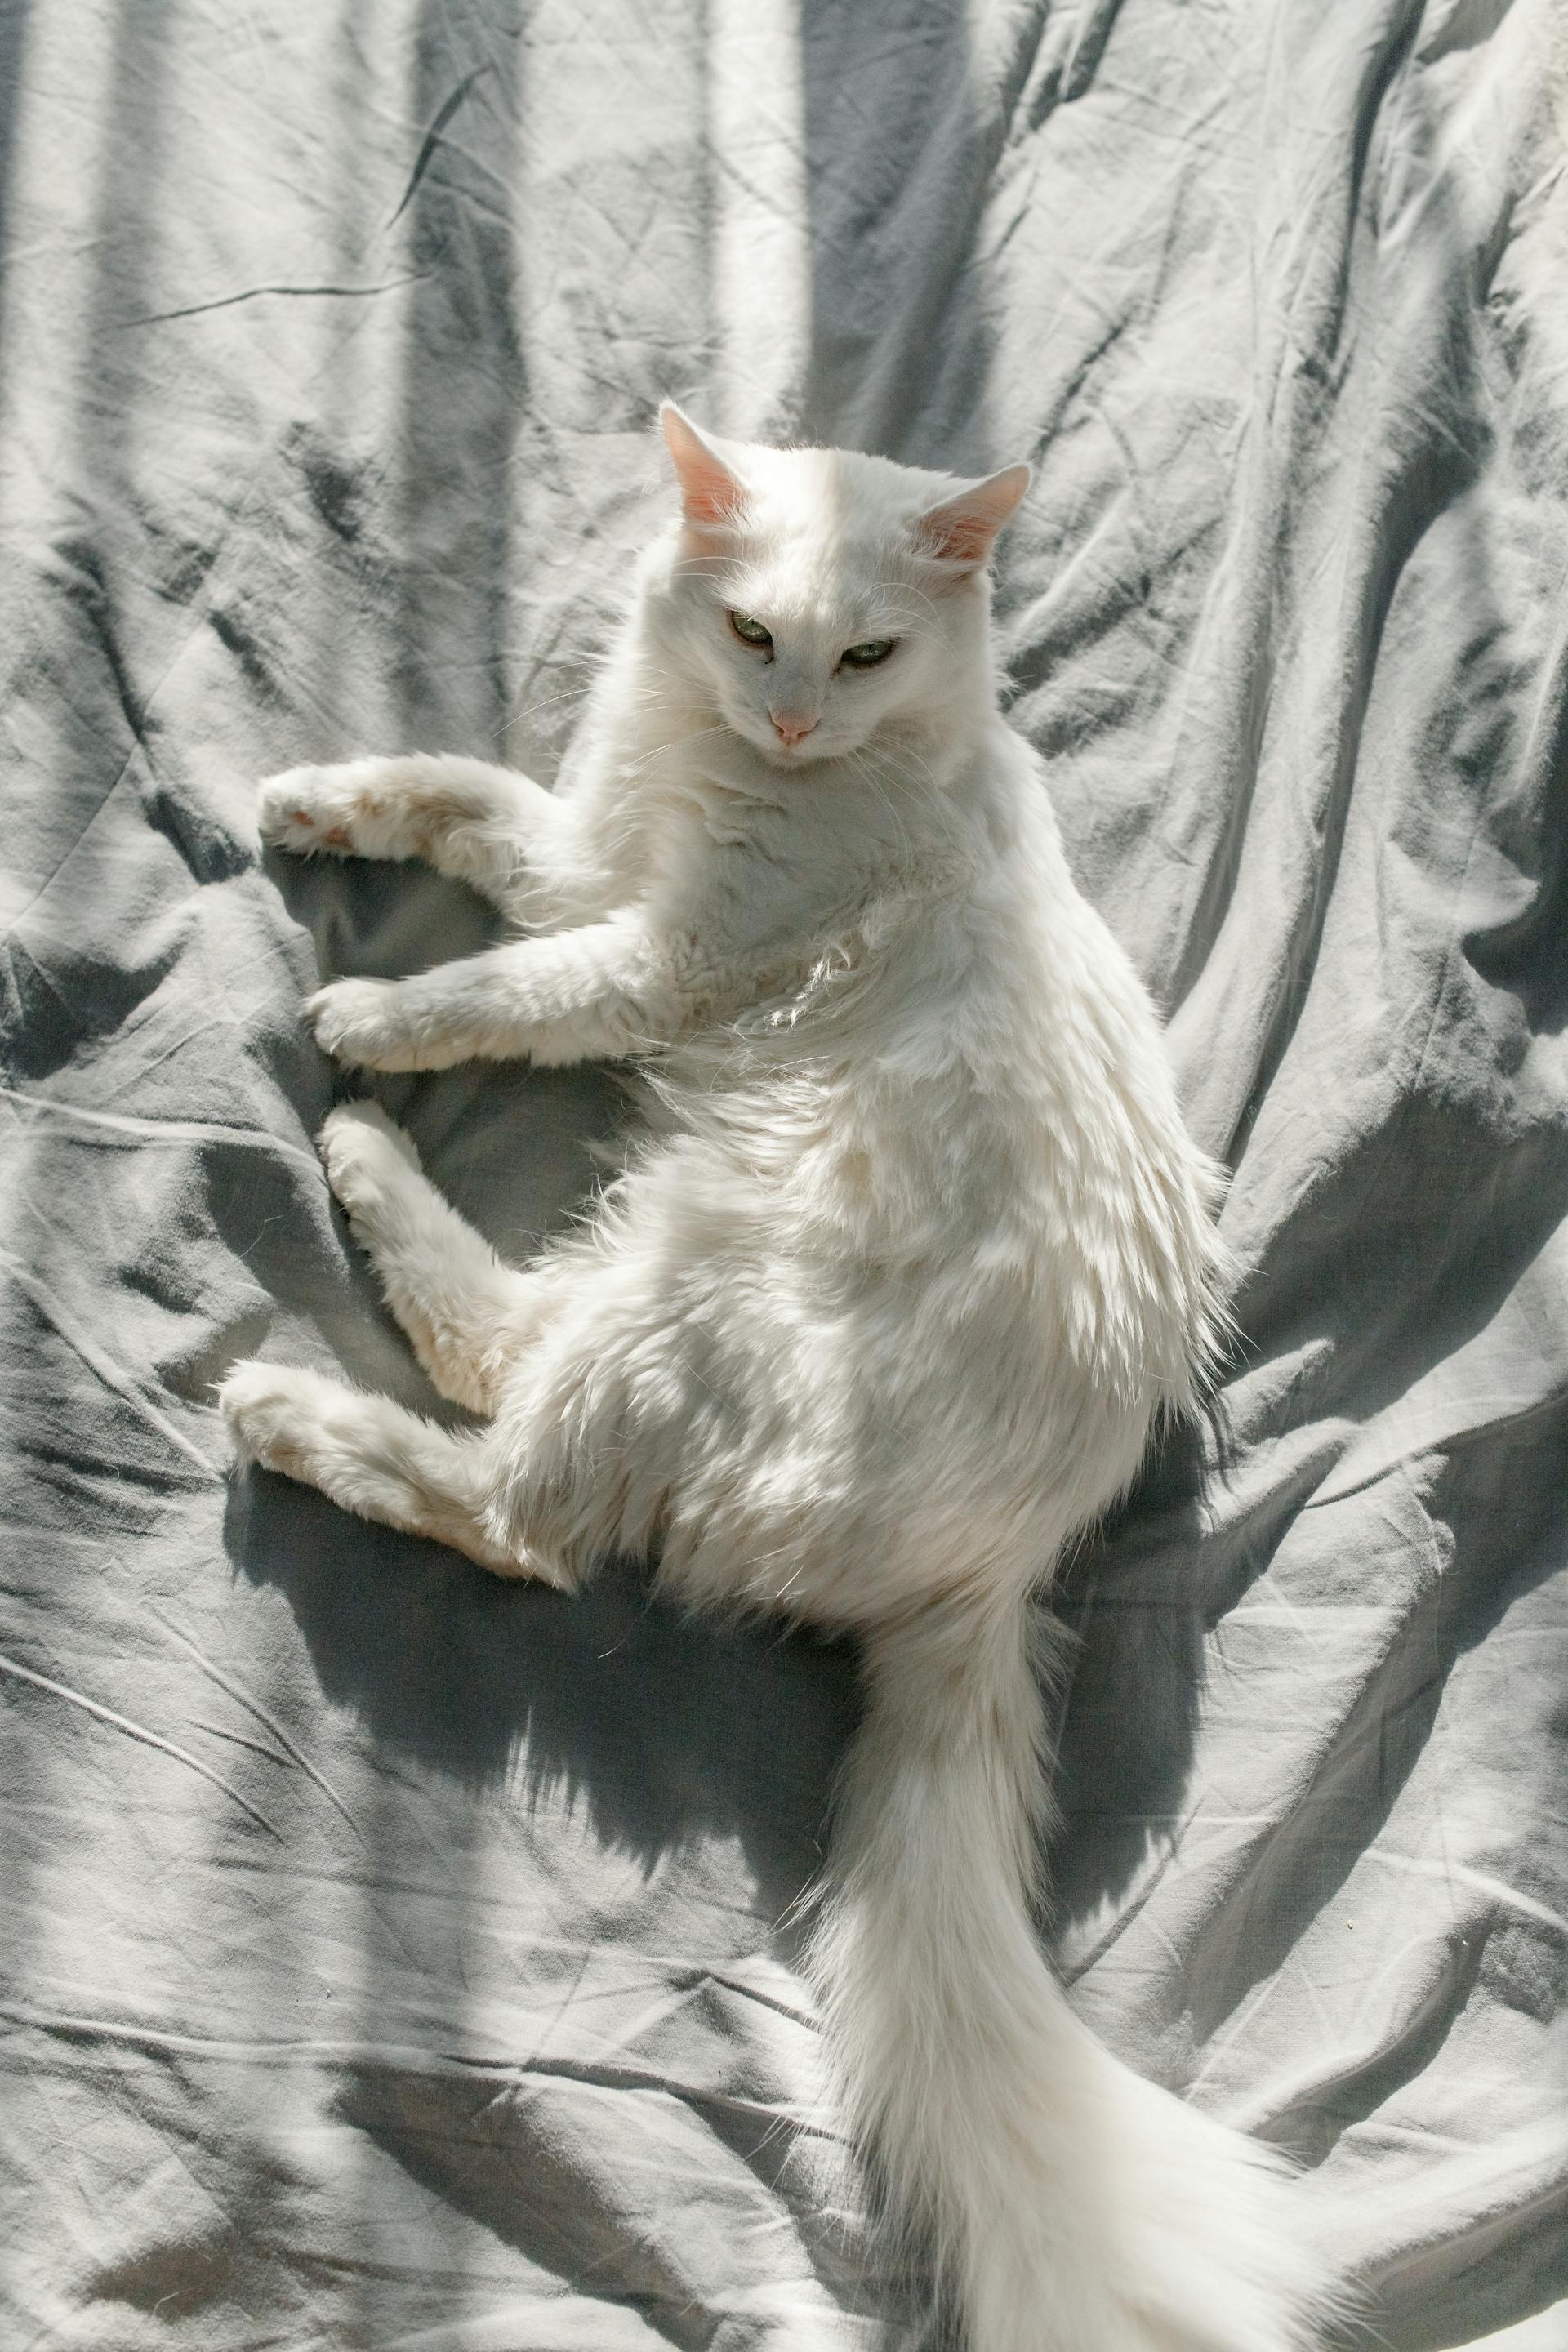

2,2,1566,2346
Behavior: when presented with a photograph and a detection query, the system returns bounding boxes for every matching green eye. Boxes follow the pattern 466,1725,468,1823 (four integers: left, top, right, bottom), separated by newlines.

841,639,896,668
729,612,773,648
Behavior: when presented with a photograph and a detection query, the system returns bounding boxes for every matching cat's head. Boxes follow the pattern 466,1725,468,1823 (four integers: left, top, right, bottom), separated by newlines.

648,407,1029,770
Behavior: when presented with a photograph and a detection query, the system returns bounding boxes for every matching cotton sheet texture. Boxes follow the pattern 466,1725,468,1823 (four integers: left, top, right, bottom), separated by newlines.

2,2,1566,2345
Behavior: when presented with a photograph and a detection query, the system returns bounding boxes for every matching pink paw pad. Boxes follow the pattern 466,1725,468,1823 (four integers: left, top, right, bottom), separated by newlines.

290,808,314,827
322,826,351,847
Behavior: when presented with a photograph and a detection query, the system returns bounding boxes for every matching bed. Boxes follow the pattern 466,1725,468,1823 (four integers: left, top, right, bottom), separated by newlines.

2,1,1565,2343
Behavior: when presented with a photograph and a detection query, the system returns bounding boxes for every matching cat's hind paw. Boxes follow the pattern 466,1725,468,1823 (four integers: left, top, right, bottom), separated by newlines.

217,1359,325,1477
318,1101,422,1217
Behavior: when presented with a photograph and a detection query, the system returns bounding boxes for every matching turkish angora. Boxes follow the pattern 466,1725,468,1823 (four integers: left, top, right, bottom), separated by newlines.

220,408,1334,2351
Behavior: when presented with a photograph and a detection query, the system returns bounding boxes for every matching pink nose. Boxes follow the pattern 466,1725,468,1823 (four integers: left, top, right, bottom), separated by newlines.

771,713,818,748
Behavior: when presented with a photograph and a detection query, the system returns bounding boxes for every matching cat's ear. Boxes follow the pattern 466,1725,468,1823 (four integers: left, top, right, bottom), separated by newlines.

915,464,1031,571
660,404,750,531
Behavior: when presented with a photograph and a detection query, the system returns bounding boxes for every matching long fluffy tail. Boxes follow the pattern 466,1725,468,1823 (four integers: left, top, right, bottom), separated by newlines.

810,1603,1334,2352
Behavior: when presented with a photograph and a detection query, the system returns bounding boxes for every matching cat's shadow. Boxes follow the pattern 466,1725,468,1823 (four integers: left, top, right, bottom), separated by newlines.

224,1405,1217,1983
225,1465,861,1937
1048,1410,1225,1937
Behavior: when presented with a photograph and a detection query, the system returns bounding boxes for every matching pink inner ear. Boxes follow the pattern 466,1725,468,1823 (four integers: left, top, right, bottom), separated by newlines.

923,506,996,565
662,406,746,529
675,447,744,528
918,463,1031,567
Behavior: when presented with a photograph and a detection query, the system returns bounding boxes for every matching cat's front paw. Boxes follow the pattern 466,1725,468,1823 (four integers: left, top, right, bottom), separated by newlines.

257,760,412,859
258,764,359,856
305,978,413,1069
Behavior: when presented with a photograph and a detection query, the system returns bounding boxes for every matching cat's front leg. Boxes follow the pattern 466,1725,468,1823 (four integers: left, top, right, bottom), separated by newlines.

305,916,709,1071
257,754,564,916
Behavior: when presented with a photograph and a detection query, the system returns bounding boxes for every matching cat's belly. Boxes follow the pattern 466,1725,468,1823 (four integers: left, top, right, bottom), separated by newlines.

491,1128,1161,1629
647,1282,1155,1627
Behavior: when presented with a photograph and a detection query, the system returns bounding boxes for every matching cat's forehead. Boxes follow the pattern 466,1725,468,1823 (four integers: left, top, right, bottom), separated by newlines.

727,448,929,617
728,540,898,639
739,443,946,537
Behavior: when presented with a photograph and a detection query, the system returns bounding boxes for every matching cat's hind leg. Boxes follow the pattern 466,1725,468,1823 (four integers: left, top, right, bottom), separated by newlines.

216,1361,555,1579
318,1102,546,1415
257,754,564,916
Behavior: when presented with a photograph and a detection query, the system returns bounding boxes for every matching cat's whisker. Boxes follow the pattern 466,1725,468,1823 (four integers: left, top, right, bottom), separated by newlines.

486,679,598,746
844,746,918,870
616,723,736,783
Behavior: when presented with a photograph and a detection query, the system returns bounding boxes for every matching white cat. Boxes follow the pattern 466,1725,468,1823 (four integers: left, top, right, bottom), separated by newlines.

220,409,1334,2351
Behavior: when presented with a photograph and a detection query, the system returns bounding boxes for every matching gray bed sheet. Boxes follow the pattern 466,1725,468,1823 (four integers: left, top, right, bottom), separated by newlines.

2,1,1566,2345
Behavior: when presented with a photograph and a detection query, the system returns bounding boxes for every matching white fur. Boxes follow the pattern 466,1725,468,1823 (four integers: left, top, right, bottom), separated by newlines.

222,412,1337,2350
